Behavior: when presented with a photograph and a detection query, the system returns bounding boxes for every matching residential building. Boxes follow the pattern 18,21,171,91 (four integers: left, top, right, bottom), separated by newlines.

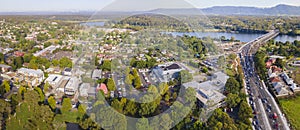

79,83,91,97
281,72,294,85
275,87,289,96
0,64,12,73
16,68,44,87
97,83,108,95
63,68,72,76
91,69,102,80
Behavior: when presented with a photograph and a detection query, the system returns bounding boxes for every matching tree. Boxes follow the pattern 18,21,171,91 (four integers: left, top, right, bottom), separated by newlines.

275,58,284,68
159,114,173,130
34,87,45,103
225,93,241,108
225,77,240,94
124,100,137,116
0,52,4,63
100,60,111,71
148,85,158,94
48,96,56,110
13,56,24,69
59,57,72,68
1,80,10,94
106,78,116,91
111,99,124,113
125,73,133,85
207,109,237,130
23,53,33,63
6,90,54,130
78,104,86,115
158,83,169,95
136,118,151,130
238,101,253,123
61,98,72,113
139,94,159,116
178,70,193,83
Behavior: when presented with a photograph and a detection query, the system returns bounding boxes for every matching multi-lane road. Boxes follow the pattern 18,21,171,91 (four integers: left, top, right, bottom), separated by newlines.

239,30,290,130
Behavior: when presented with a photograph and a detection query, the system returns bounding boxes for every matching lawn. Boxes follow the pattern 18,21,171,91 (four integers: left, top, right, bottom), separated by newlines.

291,70,300,85
279,97,300,130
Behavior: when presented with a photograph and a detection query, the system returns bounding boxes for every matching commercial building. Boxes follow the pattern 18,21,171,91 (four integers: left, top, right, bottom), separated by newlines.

183,71,229,108
151,63,183,82
65,77,80,95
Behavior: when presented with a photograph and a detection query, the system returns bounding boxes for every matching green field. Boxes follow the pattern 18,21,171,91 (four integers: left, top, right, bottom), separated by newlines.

280,97,300,130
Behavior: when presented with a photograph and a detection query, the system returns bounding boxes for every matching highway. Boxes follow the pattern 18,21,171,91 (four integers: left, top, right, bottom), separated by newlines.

238,30,290,130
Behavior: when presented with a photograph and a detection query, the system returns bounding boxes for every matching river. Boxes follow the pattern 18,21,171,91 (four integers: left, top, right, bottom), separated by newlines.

163,32,300,43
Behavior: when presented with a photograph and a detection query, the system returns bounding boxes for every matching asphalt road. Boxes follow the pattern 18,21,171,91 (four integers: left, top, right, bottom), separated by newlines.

239,30,290,130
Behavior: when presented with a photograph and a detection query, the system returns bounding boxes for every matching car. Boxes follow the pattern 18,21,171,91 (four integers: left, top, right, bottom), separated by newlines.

266,108,271,113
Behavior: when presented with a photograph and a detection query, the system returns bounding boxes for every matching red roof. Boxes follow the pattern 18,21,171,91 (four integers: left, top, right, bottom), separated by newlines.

270,77,281,83
97,83,108,94
266,61,272,68
268,58,276,64
270,66,282,73
14,51,25,57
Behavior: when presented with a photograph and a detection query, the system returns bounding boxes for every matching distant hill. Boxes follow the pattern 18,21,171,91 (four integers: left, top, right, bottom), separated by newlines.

150,4,300,16
1,4,300,16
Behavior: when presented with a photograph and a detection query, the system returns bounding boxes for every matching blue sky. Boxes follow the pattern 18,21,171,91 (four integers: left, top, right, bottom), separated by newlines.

0,0,299,12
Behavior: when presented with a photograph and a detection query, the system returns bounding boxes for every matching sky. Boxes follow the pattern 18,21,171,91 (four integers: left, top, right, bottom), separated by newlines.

0,0,300,12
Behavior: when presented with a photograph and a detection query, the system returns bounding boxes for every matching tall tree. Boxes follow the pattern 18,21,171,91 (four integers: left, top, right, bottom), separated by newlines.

61,98,72,113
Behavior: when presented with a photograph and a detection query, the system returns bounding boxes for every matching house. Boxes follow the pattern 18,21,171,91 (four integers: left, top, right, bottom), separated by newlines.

271,66,282,73
272,82,284,89
292,60,300,67
63,68,72,76
0,64,12,73
270,77,281,83
281,72,294,85
79,83,91,97
266,58,276,68
151,63,183,82
14,51,24,57
268,69,278,78
91,69,102,80
290,83,300,92
275,87,289,96
97,83,108,95
88,86,97,97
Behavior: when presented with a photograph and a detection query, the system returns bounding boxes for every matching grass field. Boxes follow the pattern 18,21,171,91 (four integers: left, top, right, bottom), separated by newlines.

291,70,300,85
279,97,300,130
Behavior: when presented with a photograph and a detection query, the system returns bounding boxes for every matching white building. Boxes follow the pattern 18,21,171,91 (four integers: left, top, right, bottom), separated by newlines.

183,71,229,108
65,77,80,95
91,69,102,80
281,72,294,85
17,68,44,87
79,83,91,97
152,63,183,82
45,74,63,88
196,89,226,108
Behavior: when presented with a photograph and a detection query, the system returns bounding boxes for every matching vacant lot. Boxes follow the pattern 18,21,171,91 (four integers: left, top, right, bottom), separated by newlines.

280,97,300,130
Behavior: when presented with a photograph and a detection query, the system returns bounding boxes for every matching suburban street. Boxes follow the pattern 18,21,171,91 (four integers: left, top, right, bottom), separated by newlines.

239,30,290,130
